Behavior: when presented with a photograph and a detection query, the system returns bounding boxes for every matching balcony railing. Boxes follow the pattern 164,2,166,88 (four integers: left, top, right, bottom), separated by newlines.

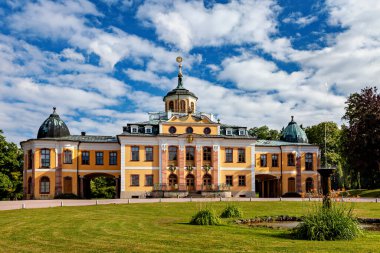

153,183,231,192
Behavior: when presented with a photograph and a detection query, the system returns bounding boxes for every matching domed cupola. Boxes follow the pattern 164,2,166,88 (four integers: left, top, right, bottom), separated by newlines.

163,57,198,113
280,116,308,143
37,107,70,138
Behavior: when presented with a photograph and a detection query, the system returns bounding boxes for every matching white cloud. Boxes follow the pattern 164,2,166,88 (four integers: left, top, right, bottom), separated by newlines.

137,0,281,52
283,12,318,27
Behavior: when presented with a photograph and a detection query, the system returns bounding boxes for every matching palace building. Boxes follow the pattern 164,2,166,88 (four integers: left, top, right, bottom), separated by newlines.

20,59,319,199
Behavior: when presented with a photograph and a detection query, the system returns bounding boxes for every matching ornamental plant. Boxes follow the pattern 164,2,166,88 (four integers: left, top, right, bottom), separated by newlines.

190,208,221,225
220,204,243,218
292,203,362,241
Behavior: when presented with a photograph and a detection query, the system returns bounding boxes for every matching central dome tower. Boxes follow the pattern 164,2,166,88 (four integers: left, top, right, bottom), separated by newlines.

37,107,70,138
163,57,198,113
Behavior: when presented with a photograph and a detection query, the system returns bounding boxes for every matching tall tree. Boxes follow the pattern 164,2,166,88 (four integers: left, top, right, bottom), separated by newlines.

248,126,280,140
342,87,380,189
305,122,346,188
0,130,24,200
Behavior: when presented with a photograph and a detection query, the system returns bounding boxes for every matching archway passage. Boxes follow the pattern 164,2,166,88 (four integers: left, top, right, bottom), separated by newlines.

255,174,279,198
82,173,120,199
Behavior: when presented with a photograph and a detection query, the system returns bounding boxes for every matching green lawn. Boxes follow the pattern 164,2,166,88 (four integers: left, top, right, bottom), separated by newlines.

0,201,379,252
343,189,380,198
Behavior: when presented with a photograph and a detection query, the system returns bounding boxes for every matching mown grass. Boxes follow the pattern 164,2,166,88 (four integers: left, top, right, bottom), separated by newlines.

0,201,379,252
343,189,380,198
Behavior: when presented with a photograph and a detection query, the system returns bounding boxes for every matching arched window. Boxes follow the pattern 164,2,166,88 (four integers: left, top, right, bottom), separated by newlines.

305,153,313,170
288,177,295,192
168,174,178,186
191,102,195,112
41,149,50,168
180,100,186,112
287,153,295,166
203,174,212,186
306,178,314,192
186,174,195,189
169,146,178,161
27,177,32,195
40,176,50,194
64,176,73,194
169,101,174,111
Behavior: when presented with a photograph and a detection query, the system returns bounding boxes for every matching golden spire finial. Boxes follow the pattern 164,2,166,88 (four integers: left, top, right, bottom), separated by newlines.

176,56,183,88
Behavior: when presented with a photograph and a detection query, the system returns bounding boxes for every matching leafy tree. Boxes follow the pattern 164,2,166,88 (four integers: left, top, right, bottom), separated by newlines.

342,87,380,189
90,176,116,199
305,122,346,189
0,130,24,200
248,125,280,140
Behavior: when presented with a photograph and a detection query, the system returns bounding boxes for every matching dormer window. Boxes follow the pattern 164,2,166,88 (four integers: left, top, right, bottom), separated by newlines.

131,125,138,134
145,126,153,134
239,128,245,136
226,128,233,135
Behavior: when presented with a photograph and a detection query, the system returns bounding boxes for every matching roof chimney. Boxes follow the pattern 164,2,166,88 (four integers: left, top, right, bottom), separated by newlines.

81,131,86,136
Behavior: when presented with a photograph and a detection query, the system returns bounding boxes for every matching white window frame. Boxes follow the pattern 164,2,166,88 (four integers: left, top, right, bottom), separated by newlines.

131,125,138,134
239,128,245,136
145,125,153,134
226,128,233,135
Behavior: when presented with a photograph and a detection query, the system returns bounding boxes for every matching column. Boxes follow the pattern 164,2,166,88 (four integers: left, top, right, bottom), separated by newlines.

212,145,219,190
178,145,185,190
250,144,256,196
296,152,302,193
115,177,120,198
161,144,167,187
195,145,202,191
31,149,36,199
55,148,63,196
79,176,84,199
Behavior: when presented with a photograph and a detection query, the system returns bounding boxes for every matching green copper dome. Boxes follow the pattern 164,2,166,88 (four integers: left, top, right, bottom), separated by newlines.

37,107,70,139
280,116,308,143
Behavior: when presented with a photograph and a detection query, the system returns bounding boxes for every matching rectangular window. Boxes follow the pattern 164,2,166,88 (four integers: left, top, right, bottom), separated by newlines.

131,175,139,186
225,148,233,162
131,146,139,161
260,154,267,167
272,154,278,167
145,175,153,186
109,151,117,165
238,148,245,163
226,175,233,186
145,147,153,161
203,147,212,161
82,151,90,165
41,149,50,168
96,152,104,165
186,146,195,161
28,150,33,169
238,175,246,186
305,153,313,170
64,150,72,164
288,153,295,166
169,146,177,161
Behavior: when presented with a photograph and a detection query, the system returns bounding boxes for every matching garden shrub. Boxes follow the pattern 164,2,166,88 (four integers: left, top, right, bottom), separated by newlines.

190,209,221,225
292,203,363,240
220,204,243,218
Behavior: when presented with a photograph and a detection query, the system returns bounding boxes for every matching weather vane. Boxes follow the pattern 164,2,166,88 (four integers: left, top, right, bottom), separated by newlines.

176,56,183,81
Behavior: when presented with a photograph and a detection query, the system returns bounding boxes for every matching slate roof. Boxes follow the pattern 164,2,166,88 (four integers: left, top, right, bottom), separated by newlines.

21,135,118,144
37,108,70,139
256,139,315,146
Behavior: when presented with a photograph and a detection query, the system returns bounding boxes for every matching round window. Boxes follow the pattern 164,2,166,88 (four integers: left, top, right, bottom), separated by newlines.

186,127,193,134
169,126,177,134
204,127,211,135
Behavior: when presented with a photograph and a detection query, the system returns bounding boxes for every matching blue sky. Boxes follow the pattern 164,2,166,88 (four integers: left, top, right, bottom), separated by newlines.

1,0,379,144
